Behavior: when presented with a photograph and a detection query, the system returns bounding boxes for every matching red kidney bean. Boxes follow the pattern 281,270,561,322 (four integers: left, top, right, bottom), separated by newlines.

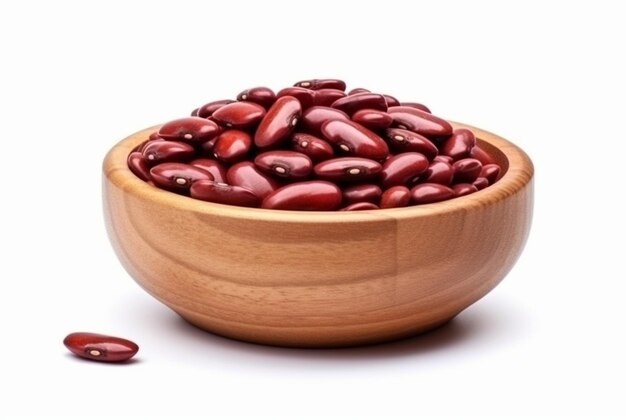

213,129,252,163
190,158,228,183
294,78,346,91
384,128,438,160
227,161,281,199
150,163,214,193
470,145,496,165
254,96,302,148
452,158,483,183
313,88,347,107
440,128,476,160
400,102,431,113
480,163,501,184
351,109,393,130
410,183,455,204
473,177,489,190
291,133,335,162
191,108,199,116
149,131,162,141
127,152,151,182
237,86,276,108
197,99,236,118
432,155,454,164
388,106,453,138
212,101,266,129
348,88,370,95
64,332,139,363
420,161,454,186
142,140,195,165
199,137,217,156
380,152,429,189
331,92,387,115
340,202,379,211
190,180,260,207
254,150,312,179
452,183,478,197
321,120,389,160
314,157,382,182
137,138,162,154
342,184,382,204
276,87,316,109
380,186,411,208
158,117,221,144
382,94,400,107
301,106,351,137
262,180,342,211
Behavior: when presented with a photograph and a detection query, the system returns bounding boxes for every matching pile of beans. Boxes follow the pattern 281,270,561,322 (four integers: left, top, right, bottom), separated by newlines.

128,79,502,211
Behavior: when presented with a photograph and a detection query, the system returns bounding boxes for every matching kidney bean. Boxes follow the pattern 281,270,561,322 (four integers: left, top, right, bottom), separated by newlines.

190,158,228,183
199,137,217,156
388,106,453,138
212,101,266,129
314,157,382,182
301,106,351,137
380,186,411,208
213,129,252,163
480,163,501,184
453,183,478,197
291,133,335,162
149,131,162,141
190,180,260,207
384,128,438,160
237,86,276,109
331,92,387,115
313,88,347,107
342,184,382,204
254,96,302,148
191,108,199,116
410,183,455,204
351,109,393,130
321,120,389,160
473,177,489,190
380,152,429,189
452,158,483,183
348,88,370,95
150,163,214,193
432,155,454,164
262,180,342,211
400,102,431,113
127,152,151,182
420,161,454,186
294,78,346,91
158,117,221,144
227,161,281,199
276,87,316,110
197,99,236,118
254,150,312,179
340,202,379,211
382,94,400,107
142,140,195,165
470,145,496,165
440,128,476,160
64,332,139,363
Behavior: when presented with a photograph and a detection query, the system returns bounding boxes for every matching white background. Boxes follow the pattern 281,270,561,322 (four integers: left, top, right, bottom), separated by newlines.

1,1,624,419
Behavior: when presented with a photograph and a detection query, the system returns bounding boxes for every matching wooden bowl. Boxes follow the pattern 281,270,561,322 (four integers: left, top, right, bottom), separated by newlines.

103,123,533,347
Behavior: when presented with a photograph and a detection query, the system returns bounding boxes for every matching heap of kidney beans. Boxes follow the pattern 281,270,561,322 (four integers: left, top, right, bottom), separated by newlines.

127,79,501,211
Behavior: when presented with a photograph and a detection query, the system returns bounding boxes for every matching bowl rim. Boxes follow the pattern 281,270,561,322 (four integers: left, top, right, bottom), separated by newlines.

103,122,534,223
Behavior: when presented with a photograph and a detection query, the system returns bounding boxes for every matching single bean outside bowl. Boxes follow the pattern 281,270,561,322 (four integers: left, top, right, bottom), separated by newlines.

103,122,533,348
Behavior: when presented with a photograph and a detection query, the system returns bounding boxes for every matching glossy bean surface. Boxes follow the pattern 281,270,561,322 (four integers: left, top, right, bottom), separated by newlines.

473,177,490,190
301,106,351,137
254,96,302,148
331,92,387,115
142,140,194,164
440,128,476,160
213,129,252,163
410,183,455,204
150,163,213,193
262,181,342,211
127,152,151,181
291,133,335,162
380,186,411,208
453,183,478,197
294,78,346,91
190,158,228,183
388,106,453,138
197,99,236,118
64,332,138,363
254,150,312,179
351,109,393,130
480,163,501,184
469,145,496,165
158,117,220,144
400,102,431,113
420,161,454,186
380,152,429,189
191,180,260,207
313,89,346,107
321,120,389,160
385,128,438,160
340,202,379,211
276,87,316,109
452,158,483,183
342,184,382,204
314,157,382,182
237,86,276,108
212,101,266,128
227,161,281,199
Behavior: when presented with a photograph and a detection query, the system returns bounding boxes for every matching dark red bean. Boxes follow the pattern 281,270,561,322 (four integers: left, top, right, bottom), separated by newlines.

470,145,496,165
380,186,411,208
227,161,281,199
150,163,214,193
400,102,431,113
294,78,346,91
276,87,316,109
198,137,217,156
452,158,483,183
440,128,476,160
262,181,342,211
384,128,438,160
213,129,252,163
420,161,454,186
127,152,151,182
301,106,351,137
313,89,347,106
190,180,260,207
291,133,335,162
340,202,379,211
321,120,389,160
352,109,393,130
410,183,455,204
388,106,453,138
382,94,400,107
452,183,478,197
480,163,501,184
158,117,221,144
212,101,266,129
331,93,387,115
342,184,382,204
314,157,382,182
197,99,236,118
148,131,162,141
190,158,228,183
432,155,454,164
348,88,370,95
254,150,312,179
473,177,489,190
142,140,195,165
64,332,138,363
254,96,302,148
191,108,199,116
380,152,429,189
237,86,276,109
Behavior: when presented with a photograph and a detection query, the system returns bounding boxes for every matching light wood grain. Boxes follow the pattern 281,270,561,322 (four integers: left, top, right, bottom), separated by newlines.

102,122,533,347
